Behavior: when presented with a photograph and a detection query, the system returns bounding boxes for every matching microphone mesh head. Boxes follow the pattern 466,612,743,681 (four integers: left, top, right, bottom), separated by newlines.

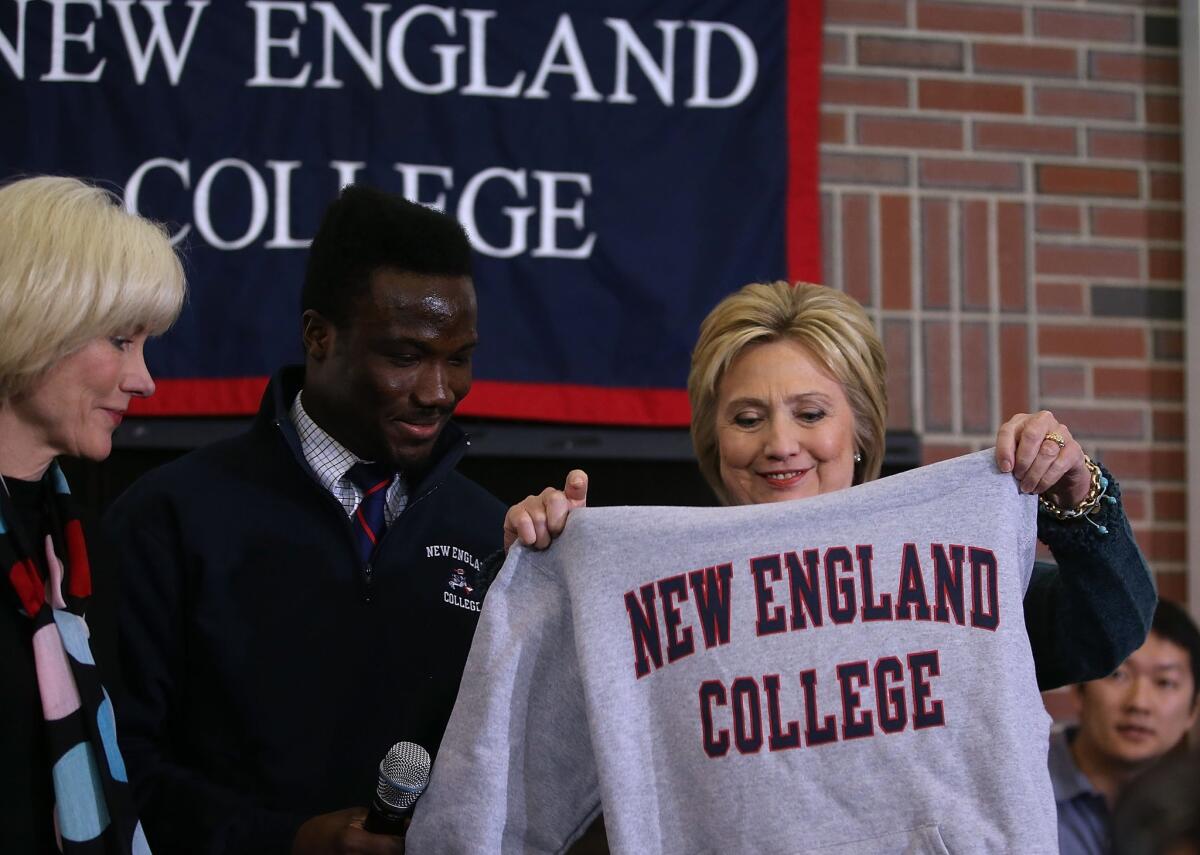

376,741,431,811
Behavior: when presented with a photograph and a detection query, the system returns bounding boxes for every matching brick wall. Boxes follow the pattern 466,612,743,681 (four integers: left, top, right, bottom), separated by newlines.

818,0,1186,600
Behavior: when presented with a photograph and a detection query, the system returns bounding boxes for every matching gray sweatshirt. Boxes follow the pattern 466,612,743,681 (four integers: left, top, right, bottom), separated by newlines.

407,450,1058,854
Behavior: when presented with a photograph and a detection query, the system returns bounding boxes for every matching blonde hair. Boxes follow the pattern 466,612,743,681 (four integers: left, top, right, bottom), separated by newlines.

0,175,186,398
688,281,888,504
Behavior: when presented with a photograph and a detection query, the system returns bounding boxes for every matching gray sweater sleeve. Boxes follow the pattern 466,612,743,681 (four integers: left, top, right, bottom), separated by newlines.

406,547,601,854
1023,466,1157,691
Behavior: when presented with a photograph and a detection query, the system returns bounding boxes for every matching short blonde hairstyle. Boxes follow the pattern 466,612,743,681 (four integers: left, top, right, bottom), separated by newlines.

0,176,186,398
688,281,888,504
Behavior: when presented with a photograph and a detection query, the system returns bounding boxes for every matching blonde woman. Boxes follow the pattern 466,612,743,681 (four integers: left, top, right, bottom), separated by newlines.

0,175,185,854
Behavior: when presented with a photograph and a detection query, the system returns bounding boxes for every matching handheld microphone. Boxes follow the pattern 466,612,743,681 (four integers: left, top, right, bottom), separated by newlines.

364,741,431,836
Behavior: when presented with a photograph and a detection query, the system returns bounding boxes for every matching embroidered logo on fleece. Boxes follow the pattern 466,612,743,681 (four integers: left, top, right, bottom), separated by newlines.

425,544,483,613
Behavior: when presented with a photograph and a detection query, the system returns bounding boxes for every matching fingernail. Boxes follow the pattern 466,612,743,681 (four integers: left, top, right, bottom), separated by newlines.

999,459,1012,473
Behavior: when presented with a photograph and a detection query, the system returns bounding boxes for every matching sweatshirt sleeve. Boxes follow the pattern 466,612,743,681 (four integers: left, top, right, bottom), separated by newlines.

1022,466,1157,691
406,546,601,855
104,491,307,855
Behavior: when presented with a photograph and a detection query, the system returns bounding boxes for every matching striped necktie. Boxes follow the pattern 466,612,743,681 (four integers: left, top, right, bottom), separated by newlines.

347,462,393,562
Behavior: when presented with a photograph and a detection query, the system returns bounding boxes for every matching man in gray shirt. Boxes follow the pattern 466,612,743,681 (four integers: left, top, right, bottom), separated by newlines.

1050,599,1200,855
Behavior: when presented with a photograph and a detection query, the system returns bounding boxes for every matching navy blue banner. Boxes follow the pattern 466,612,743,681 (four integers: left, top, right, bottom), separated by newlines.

1,1,818,424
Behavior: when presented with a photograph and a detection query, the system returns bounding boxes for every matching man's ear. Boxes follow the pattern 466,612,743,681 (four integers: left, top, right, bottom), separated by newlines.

302,309,335,361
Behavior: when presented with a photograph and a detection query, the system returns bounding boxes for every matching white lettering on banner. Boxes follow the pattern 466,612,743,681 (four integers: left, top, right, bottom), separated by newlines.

606,18,679,106
0,0,31,80
385,3,460,94
687,20,758,109
246,1,310,87
42,0,106,82
194,159,270,250
124,157,597,259
3,3,759,107
523,12,601,102
393,162,454,213
109,0,208,85
312,1,386,89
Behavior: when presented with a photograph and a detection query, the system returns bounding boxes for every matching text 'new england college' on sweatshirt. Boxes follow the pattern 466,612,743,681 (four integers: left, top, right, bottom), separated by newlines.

407,449,1058,855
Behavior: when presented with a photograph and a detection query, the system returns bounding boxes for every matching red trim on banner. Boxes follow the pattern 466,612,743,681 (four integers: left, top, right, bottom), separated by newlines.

132,378,693,426
458,381,691,426
787,0,823,284
131,378,269,416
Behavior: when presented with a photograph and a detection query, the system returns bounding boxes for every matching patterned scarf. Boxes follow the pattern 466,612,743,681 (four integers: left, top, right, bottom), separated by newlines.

1,463,149,854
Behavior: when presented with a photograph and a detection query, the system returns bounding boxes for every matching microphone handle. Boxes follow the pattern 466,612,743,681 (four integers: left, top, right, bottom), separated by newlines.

364,794,411,836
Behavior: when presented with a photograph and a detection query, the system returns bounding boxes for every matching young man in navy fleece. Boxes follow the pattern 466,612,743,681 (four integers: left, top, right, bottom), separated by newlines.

106,185,506,855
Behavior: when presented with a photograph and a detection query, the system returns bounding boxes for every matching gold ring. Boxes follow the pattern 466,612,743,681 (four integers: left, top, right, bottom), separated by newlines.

1044,431,1066,449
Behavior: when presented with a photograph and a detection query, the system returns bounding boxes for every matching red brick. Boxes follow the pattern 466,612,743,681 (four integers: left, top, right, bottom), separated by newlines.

920,158,1023,192
921,442,972,466
1051,406,1146,440
1095,367,1183,400
842,194,872,307
1154,329,1183,360
919,79,1024,114
822,153,910,186
1133,528,1186,562
973,43,1077,78
1155,573,1188,604
1149,171,1181,202
1034,9,1136,43
921,198,951,309
824,33,848,67
1149,249,1182,281
1145,94,1180,126
858,36,964,71
1034,86,1136,121
1038,325,1146,359
822,112,847,144
1036,204,1082,235
917,1,1024,35
1154,487,1186,520
823,74,910,108
1090,51,1179,86
1039,365,1086,398
858,115,963,150
924,321,953,431
1121,487,1147,522
827,0,907,26
1000,324,1030,417
1089,129,1181,163
1090,207,1181,240
961,321,992,432
1037,165,1140,198
1037,281,1085,314
1097,448,1183,480
960,200,989,310
997,202,1027,312
1153,410,1185,443
880,195,912,310
1035,244,1140,278
975,122,1077,156
883,320,913,429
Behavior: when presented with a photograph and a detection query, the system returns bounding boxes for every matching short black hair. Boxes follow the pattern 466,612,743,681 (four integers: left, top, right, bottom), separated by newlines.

302,184,473,323
1151,599,1200,705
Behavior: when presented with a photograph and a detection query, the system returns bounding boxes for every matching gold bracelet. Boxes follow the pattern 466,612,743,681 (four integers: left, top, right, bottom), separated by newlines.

1038,454,1110,522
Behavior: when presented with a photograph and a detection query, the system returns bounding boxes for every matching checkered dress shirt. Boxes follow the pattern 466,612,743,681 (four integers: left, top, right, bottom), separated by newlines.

289,392,407,525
